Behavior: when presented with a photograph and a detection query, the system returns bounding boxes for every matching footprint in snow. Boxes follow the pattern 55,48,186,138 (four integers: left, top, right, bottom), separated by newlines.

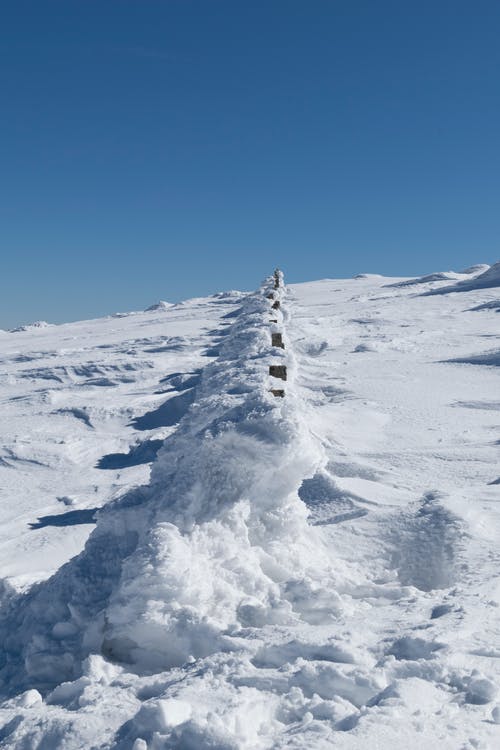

388,491,466,592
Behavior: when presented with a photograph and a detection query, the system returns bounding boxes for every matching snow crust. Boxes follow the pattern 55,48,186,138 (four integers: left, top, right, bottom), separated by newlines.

1,269,500,748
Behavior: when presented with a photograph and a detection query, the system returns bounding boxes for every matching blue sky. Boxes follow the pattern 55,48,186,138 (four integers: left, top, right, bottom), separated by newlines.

1,0,499,327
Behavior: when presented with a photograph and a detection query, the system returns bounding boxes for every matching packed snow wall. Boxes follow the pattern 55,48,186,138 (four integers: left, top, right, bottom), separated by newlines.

0,274,333,692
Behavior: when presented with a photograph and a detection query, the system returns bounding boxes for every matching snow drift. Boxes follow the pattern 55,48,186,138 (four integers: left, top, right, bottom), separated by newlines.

2,266,500,749
0,274,332,691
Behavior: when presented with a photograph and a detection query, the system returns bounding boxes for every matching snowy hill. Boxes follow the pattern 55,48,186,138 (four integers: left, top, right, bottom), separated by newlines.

0,269,500,748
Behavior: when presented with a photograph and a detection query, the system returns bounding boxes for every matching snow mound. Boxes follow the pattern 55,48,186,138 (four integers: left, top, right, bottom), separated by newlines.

144,300,173,312
353,273,385,279
423,260,500,295
9,321,52,333
0,272,335,692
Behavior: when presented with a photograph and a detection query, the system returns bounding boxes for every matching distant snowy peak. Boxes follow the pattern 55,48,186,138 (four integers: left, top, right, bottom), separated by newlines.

9,320,53,333
144,300,173,312
354,273,385,279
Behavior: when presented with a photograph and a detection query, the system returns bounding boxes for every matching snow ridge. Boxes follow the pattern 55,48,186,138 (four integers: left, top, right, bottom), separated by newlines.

0,274,330,692
2,269,500,748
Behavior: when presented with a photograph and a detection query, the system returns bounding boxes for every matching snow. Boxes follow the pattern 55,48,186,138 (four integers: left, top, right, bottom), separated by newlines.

0,268,500,748
424,260,500,294
353,273,385,279
387,270,467,287
460,263,491,275
144,302,173,312
9,321,53,333
386,262,493,289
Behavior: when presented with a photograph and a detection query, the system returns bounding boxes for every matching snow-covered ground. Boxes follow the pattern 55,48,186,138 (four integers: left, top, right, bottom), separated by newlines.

0,265,499,748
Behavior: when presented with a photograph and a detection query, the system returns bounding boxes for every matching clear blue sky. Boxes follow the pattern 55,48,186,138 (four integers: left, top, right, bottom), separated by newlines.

1,0,499,327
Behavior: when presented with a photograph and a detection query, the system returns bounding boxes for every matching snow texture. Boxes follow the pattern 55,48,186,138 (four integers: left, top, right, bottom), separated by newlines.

0,268,500,748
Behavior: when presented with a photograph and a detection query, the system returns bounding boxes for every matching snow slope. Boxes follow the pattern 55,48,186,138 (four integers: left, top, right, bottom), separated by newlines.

423,260,500,294
0,267,500,748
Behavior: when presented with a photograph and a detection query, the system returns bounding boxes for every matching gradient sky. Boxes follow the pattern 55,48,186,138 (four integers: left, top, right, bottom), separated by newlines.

1,0,500,327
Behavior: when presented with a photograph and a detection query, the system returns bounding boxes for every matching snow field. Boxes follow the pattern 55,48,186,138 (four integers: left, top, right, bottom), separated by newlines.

0,264,499,748
0,275,347,748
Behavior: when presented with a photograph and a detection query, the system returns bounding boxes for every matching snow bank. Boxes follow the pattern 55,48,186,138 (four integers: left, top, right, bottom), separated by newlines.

0,273,332,692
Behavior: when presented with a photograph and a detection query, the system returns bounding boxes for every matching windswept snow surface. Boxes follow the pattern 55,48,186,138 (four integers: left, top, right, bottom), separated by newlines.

1,271,500,748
